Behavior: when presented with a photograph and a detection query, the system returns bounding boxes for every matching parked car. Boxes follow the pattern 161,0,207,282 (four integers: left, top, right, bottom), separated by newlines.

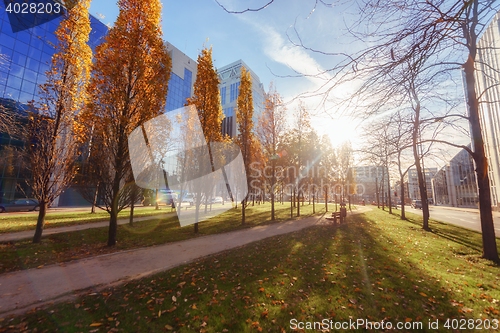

411,199,422,209
0,199,40,213
182,193,194,206
211,196,223,204
157,191,178,205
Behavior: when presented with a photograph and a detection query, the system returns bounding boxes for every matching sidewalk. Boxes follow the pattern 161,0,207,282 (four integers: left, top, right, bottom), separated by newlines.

0,208,371,317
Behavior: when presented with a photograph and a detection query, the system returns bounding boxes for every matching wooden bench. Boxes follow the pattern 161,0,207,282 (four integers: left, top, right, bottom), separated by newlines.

325,211,342,224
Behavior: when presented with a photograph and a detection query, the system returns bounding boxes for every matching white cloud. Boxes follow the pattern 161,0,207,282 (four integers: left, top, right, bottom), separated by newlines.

258,24,333,87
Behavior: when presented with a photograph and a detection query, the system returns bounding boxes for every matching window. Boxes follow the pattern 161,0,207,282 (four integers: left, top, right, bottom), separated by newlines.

229,82,240,102
220,86,226,105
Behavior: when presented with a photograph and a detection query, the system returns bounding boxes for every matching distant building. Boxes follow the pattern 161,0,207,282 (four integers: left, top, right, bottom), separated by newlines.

432,146,478,207
474,9,500,208
407,168,437,203
217,60,265,138
351,165,389,203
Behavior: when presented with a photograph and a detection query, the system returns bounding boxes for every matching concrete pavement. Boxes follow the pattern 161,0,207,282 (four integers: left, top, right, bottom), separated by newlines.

0,208,370,318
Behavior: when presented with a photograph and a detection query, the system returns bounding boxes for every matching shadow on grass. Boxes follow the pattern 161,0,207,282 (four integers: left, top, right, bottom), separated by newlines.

12,213,498,332
397,212,485,254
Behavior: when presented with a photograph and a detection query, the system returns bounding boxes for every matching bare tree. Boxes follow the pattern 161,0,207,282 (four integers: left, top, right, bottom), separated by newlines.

256,83,287,220
218,0,500,261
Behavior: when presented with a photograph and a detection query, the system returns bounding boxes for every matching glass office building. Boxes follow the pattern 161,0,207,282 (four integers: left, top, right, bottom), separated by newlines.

0,5,196,205
165,41,197,112
475,10,500,208
0,5,107,204
218,60,265,138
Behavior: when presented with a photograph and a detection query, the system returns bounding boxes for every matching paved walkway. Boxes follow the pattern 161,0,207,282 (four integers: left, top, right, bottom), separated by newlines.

0,207,370,317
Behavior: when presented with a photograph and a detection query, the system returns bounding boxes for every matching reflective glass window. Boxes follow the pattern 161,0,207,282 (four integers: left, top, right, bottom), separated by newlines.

30,36,44,50
9,64,24,78
25,57,40,72
21,80,36,95
23,68,37,82
0,34,16,49
12,52,27,66
14,40,29,54
4,86,20,100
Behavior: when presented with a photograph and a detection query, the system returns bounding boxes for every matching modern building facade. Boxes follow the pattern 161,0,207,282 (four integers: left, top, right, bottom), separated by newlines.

431,146,478,207
165,41,197,112
475,10,500,208
407,167,437,203
0,6,108,204
0,5,196,205
217,59,265,138
351,165,390,203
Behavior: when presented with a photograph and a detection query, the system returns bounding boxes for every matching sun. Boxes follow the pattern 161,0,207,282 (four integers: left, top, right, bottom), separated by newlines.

311,115,360,147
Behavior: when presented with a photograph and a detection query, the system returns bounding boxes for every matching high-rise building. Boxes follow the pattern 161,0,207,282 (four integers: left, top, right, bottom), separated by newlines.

407,168,437,203
0,6,108,204
165,41,197,112
217,59,265,138
475,10,500,208
0,5,196,204
351,165,389,203
431,146,478,207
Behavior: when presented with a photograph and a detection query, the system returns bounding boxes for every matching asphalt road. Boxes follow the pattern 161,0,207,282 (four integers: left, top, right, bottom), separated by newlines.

404,205,500,236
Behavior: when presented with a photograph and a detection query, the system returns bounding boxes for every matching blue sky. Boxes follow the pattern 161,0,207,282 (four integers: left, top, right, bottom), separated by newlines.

89,0,362,146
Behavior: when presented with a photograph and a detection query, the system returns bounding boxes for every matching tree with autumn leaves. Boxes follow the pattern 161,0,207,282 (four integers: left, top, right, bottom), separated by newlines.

235,66,254,225
81,0,171,246
186,46,224,233
28,0,92,243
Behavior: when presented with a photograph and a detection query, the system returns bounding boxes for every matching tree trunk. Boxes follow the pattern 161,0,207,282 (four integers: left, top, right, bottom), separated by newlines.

271,161,275,220
194,202,200,233
32,201,48,243
387,171,392,214
400,175,406,220
129,201,135,225
463,51,499,261
324,187,328,212
296,187,300,217
155,189,159,210
91,183,99,214
108,171,122,246
410,85,430,230
312,192,315,214
241,198,246,225
129,185,138,225
108,207,118,246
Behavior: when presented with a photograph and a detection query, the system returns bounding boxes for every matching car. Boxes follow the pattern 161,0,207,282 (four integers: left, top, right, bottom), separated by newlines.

0,198,40,213
182,193,194,206
157,191,178,206
411,199,422,209
211,196,223,204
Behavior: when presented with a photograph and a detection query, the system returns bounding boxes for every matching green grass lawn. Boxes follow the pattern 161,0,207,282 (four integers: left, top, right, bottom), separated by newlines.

1,208,499,332
0,206,178,234
0,202,327,274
